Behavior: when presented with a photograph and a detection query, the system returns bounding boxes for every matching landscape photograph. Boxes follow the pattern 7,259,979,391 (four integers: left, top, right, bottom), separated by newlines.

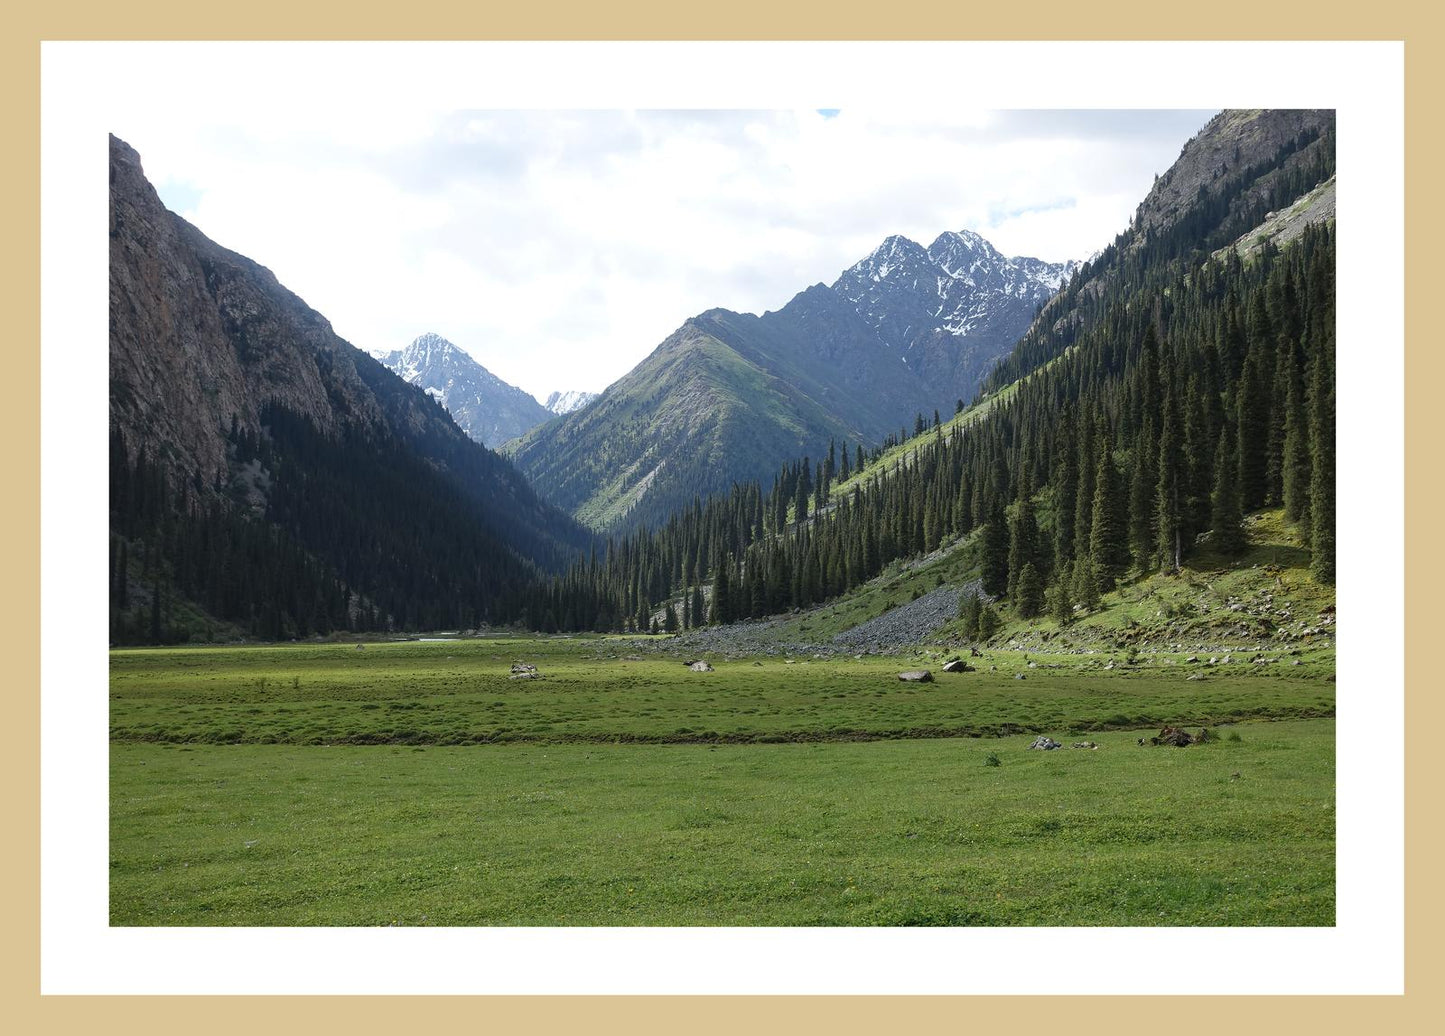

106,105,1338,929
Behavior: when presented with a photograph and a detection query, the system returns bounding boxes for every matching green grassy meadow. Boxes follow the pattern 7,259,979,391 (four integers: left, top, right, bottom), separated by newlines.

110,636,1334,926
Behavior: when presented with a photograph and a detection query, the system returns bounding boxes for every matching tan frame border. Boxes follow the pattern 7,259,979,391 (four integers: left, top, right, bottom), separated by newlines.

7,2,1436,1032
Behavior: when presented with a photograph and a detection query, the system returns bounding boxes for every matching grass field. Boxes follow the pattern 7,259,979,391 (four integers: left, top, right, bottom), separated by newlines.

110,638,1335,746
110,636,1334,926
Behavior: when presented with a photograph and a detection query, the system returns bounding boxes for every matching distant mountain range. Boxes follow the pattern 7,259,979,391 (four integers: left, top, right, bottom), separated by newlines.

505,229,1077,528
371,334,599,445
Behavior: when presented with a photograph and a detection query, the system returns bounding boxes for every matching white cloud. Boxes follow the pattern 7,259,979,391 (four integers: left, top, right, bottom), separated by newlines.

114,108,1214,400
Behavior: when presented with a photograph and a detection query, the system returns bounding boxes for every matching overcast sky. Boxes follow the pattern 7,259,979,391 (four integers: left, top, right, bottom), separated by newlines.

116,108,1216,401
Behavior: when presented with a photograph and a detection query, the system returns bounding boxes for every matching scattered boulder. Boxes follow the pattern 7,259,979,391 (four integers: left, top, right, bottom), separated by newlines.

355,643,366,651
509,662,540,679
941,659,973,673
1014,673,1027,680
897,670,934,683
1071,741,1098,750
1028,736,1062,750
1148,725,1210,747
688,660,714,672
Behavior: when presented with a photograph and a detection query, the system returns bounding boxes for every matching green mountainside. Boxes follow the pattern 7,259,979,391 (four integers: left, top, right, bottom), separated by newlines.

508,238,1074,530
516,109,1336,643
503,308,873,529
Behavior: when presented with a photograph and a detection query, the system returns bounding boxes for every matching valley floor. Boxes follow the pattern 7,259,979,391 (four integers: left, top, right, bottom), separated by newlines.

110,636,1335,926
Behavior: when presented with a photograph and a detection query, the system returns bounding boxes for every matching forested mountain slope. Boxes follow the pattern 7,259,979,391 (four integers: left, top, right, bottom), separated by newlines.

109,135,589,642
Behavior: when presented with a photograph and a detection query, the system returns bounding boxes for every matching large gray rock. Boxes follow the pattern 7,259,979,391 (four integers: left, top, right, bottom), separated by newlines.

897,670,933,683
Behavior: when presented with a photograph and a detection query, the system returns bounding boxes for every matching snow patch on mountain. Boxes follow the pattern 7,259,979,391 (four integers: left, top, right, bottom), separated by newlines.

543,389,599,415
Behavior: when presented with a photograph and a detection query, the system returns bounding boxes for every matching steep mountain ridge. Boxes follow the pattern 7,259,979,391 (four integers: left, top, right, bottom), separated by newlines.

511,228,1075,529
985,108,1335,394
109,134,587,640
372,332,552,447
504,319,865,527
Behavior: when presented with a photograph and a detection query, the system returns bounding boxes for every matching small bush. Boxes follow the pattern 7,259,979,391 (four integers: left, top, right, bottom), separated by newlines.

984,753,1001,767
1227,730,1243,742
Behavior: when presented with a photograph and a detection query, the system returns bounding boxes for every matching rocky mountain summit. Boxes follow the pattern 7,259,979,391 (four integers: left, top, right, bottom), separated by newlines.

543,389,598,416
372,333,552,447
831,229,1078,403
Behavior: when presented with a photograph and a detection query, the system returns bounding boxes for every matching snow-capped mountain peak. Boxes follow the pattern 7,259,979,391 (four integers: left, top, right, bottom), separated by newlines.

832,227,1078,354
543,389,599,416
372,333,551,448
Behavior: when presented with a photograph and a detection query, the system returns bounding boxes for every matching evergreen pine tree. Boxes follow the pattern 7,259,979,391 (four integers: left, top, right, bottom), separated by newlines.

709,555,732,624
794,459,811,525
978,500,1010,598
1006,475,1040,601
1210,424,1246,556
1308,335,1336,584
1282,334,1313,529
958,588,983,633
1072,555,1101,612
976,602,1001,642
1014,562,1044,619
1236,348,1270,510
1089,442,1129,587
1128,419,1157,570
1048,561,1075,625
1155,389,1183,573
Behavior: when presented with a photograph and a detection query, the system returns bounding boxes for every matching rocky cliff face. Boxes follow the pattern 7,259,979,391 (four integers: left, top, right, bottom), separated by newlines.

109,134,413,488
983,108,1335,393
1131,109,1334,245
109,134,586,579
